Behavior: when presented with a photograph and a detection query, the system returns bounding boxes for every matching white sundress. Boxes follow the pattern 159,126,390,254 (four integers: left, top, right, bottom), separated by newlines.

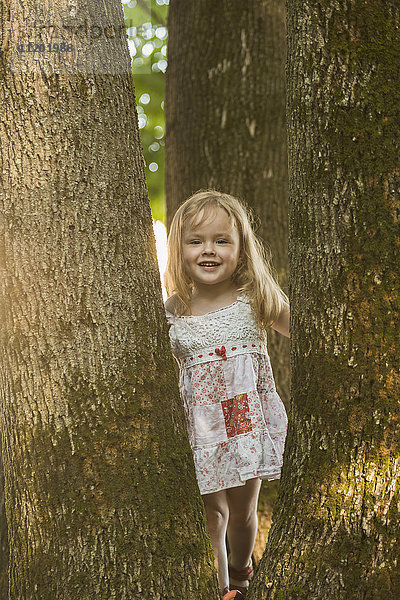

166,295,287,495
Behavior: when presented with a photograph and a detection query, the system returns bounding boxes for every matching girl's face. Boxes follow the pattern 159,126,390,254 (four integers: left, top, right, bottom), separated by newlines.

182,207,241,291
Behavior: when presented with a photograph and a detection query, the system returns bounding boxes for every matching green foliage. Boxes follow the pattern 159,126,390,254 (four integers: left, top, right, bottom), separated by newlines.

122,0,169,222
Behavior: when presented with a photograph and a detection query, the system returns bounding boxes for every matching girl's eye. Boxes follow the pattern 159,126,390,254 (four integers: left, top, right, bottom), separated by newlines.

189,240,201,244
216,239,228,244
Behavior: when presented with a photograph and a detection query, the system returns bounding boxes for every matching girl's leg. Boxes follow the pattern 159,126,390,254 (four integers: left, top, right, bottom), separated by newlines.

202,489,230,592
226,478,261,574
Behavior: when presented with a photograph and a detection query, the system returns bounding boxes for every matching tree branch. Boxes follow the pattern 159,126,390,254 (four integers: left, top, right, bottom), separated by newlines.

136,0,166,27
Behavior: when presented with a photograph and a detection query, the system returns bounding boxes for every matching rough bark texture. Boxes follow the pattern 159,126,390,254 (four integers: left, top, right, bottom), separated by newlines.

0,442,8,598
165,0,289,561
0,3,9,595
0,1,219,598
248,1,400,598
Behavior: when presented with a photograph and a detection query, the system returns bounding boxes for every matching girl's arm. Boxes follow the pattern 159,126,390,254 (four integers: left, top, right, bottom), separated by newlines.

270,302,290,338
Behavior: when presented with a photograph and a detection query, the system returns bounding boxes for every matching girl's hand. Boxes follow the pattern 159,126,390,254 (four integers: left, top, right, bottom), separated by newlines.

271,302,290,338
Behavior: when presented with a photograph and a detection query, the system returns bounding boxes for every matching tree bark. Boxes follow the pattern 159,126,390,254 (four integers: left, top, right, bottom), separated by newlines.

1,5,10,596
0,442,8,598
165,0,289,560
0,1,219,598
248,1,400,598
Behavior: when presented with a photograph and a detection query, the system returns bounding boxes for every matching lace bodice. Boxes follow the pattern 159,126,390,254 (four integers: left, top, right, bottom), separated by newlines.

166,296,267,367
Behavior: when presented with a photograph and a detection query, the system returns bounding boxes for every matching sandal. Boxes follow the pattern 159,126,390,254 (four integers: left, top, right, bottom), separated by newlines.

228,560,254,596
222,587,245,599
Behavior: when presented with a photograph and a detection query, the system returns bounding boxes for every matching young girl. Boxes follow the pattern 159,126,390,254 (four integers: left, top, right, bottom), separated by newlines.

164,190,289,600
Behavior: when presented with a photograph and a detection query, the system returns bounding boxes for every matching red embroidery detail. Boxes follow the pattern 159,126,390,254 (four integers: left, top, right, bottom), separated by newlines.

243,344,247,348
252,344,256,347
198,355,203,358
215,346,227,360
209,352,213,356
221,393,252,438
231,347,237,351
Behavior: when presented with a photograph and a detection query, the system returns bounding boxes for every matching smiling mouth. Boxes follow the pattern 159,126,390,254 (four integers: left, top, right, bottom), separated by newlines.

198,262,220,267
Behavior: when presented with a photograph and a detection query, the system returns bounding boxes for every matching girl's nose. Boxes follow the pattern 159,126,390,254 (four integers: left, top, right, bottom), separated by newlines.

202,244,216,254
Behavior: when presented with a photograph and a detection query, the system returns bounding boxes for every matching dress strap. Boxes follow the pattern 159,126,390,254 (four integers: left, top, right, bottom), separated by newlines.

165,309,176,325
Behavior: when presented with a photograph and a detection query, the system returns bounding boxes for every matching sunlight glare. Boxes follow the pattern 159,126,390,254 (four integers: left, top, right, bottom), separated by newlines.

153,220,168,300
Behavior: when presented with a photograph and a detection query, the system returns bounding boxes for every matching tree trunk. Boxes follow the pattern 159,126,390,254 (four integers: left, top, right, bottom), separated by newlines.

248,1,400,598
0,1,219,598
165,0,289,561
0,1,9,593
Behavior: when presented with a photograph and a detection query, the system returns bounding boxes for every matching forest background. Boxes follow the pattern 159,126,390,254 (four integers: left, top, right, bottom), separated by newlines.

122,0,169,223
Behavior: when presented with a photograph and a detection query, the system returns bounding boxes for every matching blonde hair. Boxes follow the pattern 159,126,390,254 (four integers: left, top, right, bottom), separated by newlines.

165,190,288,333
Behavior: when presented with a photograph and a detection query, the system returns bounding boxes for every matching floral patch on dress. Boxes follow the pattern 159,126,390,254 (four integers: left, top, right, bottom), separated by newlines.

190,361,227,405
221,393,253,438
